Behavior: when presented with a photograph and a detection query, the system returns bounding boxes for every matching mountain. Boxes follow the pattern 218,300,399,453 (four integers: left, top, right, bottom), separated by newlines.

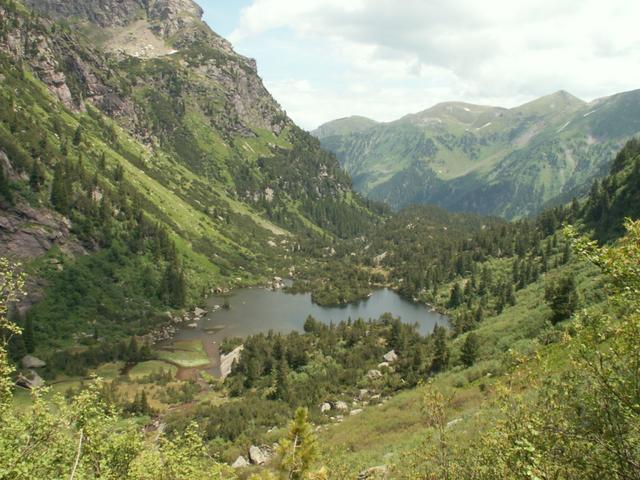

312,115,379,138
0,0,373,346
314,89,640,218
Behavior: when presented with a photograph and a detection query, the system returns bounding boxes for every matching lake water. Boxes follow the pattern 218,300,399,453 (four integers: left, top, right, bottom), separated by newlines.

165,287,448,376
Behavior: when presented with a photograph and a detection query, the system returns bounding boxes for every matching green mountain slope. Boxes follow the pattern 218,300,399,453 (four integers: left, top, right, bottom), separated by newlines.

309,139,640,478
0,0,373,347
315,90,640,218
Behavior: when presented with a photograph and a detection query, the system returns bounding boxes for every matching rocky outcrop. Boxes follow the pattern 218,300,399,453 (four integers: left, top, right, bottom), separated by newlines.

24,0,203,35
231,456,249,469
16,370,45,389
220,345,243,379
383,350,398,363
0,201,84,259
148,0,203,37
22,0,145,28
0,4,136,115
358,465,388,480
21,355,46,369
248,445,267,465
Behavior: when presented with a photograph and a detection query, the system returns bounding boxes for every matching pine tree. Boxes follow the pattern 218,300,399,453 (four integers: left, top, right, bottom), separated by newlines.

50,163,69,214
431,325,450,373
272,356,291,402
161,259,186,308
277,408,318,480
0,165,12,203
72,125,82,146
545,275,579,325
127,336,139,362
448,283,462,309
29,160,45,191
460,332,479,367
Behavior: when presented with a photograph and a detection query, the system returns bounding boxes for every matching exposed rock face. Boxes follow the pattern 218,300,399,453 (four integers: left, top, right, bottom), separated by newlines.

23,0,203,33
248,445,267,465
16,370,45,389
358,465,388,480
220,345,243,379
383,350,398,363
22,0,144,28
0,199,84,259
148,0,203,37
0,4,135,115
231,455,249,469
21,355,46,369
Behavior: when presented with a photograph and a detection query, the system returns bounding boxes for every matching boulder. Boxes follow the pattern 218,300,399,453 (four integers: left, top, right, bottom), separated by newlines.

446,418,463,429
377,361,390,369
21,355,46,369
383,350,398,363
16,370,45,389
231,456,249,468
334,400,349,412
220,345,244,379
249,445,267,465
358,389,369,401
350,409,363,416
367,369,383,380
193,307,207,318
358,465,388,479
320,402,331,413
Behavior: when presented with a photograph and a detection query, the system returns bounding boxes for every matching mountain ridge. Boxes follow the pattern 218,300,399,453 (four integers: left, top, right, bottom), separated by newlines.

314,88,640,218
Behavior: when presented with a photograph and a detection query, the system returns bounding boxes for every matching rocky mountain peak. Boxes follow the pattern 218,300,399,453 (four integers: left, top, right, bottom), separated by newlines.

23,0,203,36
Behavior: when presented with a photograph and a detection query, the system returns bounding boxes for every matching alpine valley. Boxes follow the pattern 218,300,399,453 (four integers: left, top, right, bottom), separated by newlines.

1,1,639,480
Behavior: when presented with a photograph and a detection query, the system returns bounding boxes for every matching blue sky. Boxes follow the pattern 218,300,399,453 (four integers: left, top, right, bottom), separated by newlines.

198,1,640,130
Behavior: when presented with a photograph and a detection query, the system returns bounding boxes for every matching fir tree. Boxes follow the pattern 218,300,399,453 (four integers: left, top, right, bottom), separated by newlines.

545,275,579,325
72,125,82,146
28,160,45,191
0,165,12,203
50,163,69,214
431,325,450,373
460,332,479,367
448,283,463,309
277,408,318,480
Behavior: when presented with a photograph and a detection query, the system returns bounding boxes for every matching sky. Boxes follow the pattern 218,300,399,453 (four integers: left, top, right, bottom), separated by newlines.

200,0,640,130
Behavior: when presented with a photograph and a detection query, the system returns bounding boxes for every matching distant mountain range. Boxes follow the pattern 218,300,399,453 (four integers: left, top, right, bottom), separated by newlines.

314,89,640,218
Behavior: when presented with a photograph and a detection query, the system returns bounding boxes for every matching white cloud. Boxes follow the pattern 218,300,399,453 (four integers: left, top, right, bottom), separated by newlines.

230,0,640,128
